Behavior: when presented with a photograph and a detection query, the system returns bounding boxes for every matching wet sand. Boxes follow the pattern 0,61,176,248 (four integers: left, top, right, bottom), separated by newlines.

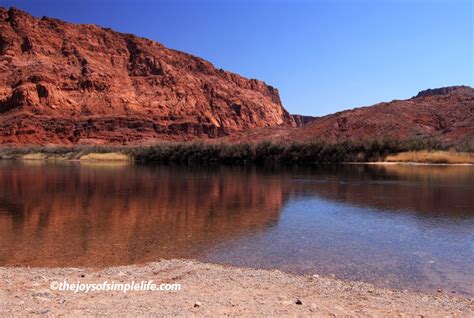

1,259,473,316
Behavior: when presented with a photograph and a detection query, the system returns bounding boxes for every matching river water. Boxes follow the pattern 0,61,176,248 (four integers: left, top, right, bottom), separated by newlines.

0,161,473,295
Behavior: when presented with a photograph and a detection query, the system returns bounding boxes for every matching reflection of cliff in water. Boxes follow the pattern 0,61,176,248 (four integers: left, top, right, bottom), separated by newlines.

286,164,474,218
0,164,284,267
0,163,472,268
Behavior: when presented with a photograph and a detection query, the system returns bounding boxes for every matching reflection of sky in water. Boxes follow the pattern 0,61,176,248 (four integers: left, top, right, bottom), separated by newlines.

201,171,474,296
203,196,474,295
0,162,473,295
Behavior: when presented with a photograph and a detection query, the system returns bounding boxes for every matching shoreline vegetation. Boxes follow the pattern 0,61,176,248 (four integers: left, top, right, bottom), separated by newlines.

0,139,473,164
1,259,472,316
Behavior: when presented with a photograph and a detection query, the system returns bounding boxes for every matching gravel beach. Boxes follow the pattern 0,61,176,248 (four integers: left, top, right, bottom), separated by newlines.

1,259,473,316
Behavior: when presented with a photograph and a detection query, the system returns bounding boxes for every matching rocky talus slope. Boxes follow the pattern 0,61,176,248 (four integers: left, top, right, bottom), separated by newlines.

296,86,474,144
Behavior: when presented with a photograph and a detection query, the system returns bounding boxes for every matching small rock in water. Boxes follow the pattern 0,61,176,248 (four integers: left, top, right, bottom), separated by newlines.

194,301,202,308
295,298,303,305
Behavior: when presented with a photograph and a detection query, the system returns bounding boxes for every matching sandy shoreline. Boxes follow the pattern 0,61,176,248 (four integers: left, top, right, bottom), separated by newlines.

1,260,473,316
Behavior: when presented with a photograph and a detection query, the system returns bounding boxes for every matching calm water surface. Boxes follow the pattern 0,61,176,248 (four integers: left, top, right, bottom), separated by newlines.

0,161,473,295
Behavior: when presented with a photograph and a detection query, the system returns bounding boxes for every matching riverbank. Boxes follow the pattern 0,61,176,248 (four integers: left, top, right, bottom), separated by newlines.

0,260,472,316
0,140,473,164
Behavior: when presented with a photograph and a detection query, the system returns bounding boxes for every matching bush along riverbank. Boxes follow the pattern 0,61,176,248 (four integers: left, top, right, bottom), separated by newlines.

0,139,473,164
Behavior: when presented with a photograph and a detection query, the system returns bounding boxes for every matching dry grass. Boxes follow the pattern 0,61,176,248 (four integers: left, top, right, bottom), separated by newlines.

20,153,48,160
20,153,72,161
385,151,474,164
79,152,131,162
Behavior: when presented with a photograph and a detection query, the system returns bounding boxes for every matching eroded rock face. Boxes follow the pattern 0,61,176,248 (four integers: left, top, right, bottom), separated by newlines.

0,7,295,145
414,86,474,98
291,114,317,127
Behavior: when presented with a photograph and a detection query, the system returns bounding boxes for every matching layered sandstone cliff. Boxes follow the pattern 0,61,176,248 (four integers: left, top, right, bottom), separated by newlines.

0,7,294,145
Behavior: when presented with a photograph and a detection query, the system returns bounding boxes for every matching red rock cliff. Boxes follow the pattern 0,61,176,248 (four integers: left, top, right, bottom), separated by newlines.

0,7,295,145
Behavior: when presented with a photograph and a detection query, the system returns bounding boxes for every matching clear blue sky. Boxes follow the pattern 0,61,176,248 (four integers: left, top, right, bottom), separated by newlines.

2,0,473,116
